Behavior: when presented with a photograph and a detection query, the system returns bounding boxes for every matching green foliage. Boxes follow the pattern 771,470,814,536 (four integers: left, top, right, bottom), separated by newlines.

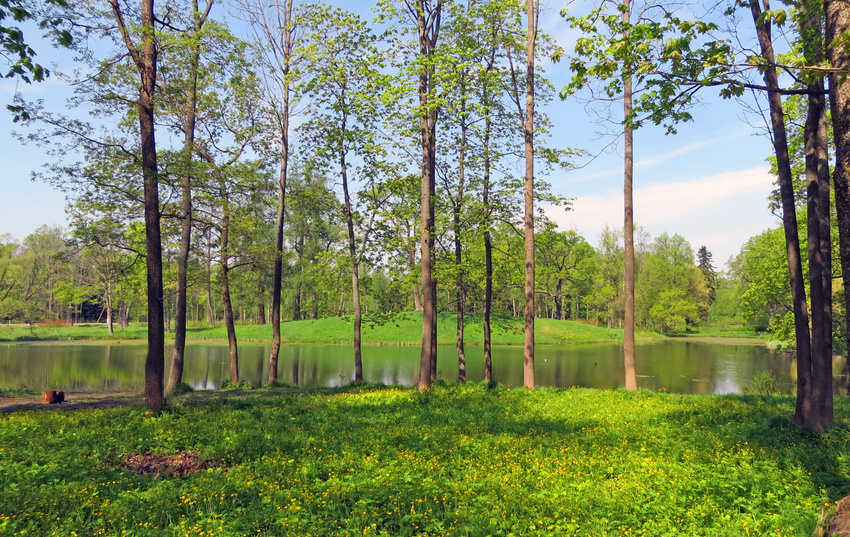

0,386,846,535
170,382,194,396
743,370,784,395
218,379,252,390
733,227,795,344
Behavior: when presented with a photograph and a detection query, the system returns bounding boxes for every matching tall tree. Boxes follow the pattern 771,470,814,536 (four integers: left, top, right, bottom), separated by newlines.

502,0,538,389
234,0,301,384
621,0,637,391
747,0,818,427
109,0,164,412
166,0,215,395
299,4,387,383
825,0,850,415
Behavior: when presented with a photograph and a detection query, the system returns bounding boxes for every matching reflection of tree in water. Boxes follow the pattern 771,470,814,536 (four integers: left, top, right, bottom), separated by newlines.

203,347,211,389
292,347,301,386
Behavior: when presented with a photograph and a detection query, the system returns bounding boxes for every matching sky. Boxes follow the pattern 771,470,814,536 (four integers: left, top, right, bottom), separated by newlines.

0,0,781,270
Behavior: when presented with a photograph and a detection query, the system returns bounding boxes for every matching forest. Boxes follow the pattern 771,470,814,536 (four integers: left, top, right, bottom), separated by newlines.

0,0,846,427
6,1,850,535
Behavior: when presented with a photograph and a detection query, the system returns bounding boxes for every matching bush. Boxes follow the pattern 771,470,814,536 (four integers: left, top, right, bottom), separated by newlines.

170,382,194,396
743,370,783,395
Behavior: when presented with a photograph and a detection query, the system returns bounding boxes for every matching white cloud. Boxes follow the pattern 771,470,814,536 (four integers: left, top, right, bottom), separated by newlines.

547,166,779,263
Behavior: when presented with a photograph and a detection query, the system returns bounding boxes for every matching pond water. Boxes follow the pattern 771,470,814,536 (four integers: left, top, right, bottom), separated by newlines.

0,339,827,394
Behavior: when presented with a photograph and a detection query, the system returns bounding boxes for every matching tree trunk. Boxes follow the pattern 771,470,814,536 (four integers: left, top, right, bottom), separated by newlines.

268,0,293,385
340,127,363,383
826,0,850,399
105,288,113,335
414,0,441,391
455,85,467,384
168,1,208,395
483,110,493,383
622,1,638,393
802,1,833,429
555,279,564,321
111,0,164,412
750,0,815,427
522,0,536,390
205,237,215,327
219,197,239,385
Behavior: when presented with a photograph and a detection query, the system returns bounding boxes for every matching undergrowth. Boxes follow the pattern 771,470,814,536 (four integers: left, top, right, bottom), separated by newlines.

1,385,846,536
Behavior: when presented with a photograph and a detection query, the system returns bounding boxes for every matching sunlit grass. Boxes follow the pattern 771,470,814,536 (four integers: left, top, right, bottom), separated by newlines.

0,313,664,346
1,385,846,536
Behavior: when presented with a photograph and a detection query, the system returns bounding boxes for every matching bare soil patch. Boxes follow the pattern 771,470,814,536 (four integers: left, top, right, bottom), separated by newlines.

121,451,223,478
0,391,144,413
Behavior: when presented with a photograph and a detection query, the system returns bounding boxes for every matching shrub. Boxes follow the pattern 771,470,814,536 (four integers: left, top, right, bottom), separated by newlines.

743,370,783,395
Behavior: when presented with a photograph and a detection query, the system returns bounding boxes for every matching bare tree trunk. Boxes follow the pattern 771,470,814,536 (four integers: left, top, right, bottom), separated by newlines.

555,279,564,321
750,0,814,426
253,0,294,385
522,0,536,390
622,1,637,392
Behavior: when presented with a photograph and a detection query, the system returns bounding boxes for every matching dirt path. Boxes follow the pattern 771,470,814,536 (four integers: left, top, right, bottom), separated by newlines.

0,391,145,413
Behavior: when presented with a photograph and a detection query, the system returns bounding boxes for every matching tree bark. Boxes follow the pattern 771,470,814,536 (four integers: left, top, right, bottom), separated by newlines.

623,1,637,392
522,0,536,390
750,0,814,426
802,0,833,429
826,0,850,400
483,110,493,383
413,0,441,391
105,288,113,335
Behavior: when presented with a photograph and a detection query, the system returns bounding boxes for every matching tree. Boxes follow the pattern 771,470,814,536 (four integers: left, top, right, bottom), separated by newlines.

0,0,71,87
500,0,539,389
378,0,444,390
696,245,717,306
110,0,164,412
164,0,215,395
299,4,387,383
535,226,594,321
234,0,301,385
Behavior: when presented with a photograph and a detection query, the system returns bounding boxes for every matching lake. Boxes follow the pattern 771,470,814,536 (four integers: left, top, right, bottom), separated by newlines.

0,339,825,394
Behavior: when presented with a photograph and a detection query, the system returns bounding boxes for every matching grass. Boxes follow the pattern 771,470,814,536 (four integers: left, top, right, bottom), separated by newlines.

0,313,665,346
1,384,848,536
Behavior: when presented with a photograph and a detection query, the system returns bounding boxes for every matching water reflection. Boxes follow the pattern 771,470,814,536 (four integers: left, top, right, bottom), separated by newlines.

0,340,813,394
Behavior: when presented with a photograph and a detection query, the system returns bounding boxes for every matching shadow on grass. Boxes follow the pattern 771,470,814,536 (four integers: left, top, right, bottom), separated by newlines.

661,394,850,502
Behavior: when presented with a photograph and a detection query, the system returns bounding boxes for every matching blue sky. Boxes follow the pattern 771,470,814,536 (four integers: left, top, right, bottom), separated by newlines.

0,0,780,269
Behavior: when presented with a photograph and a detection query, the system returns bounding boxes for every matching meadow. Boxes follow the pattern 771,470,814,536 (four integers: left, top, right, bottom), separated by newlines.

0,313,666,346
1,384,847,536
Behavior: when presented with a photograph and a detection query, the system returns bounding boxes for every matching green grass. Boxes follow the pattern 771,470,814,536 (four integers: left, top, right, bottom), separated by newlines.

1,385,847,536
0,313,663,346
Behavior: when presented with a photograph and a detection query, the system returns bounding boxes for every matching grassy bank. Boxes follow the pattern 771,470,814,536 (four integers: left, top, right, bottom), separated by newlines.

1,385,847,536
0,313,665,346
